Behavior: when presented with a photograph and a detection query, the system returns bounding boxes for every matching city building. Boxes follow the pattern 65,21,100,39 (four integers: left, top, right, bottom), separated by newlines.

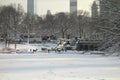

27,0,34,15
91,1,98,18
70,0,77,15
47,10,52,16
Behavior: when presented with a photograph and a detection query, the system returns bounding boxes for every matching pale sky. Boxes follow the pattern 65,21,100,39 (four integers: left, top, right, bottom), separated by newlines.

0,0,94,16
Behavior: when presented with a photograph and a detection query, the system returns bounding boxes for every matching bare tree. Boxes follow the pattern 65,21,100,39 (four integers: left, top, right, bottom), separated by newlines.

0,4,24,49
68,14,78,38
77,11,92,39
0,5,16,48
54,12,70,38
44,14,55,36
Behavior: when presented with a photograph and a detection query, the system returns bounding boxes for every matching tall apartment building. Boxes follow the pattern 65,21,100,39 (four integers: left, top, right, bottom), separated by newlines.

91,1,98,18
27,0,34,15
70,0,77,15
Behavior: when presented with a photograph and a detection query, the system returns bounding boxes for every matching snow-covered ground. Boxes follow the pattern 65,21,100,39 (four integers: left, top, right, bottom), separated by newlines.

0,43,120,80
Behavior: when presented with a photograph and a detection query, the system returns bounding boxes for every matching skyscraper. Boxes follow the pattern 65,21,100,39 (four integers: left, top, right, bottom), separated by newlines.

70,0,77,15
91,1,98,18
27,0,34,15
47,10,52,16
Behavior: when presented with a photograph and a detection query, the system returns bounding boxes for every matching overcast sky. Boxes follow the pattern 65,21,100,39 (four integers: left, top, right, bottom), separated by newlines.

0,0,94,16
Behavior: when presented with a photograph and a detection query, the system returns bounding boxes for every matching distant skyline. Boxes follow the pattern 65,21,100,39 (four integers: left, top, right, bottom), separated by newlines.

0,0,94,16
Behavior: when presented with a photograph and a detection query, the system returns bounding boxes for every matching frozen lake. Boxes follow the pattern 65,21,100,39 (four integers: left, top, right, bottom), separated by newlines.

0,53,120,80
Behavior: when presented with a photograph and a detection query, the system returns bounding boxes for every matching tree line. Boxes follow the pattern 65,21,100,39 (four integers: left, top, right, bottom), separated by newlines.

0,4,93,48
0,0,120,53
